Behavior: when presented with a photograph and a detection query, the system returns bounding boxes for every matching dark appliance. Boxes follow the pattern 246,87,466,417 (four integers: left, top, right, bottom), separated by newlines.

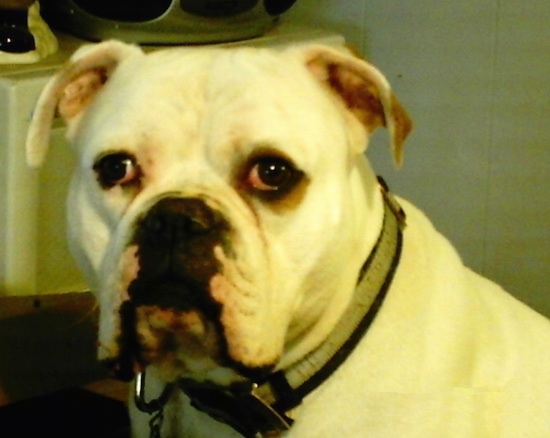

41,0,298,44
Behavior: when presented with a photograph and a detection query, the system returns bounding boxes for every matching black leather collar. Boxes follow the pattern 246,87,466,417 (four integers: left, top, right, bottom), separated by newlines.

136,177,406,438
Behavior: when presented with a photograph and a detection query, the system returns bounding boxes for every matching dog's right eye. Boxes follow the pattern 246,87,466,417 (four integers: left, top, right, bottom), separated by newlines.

93,153,140,189
241,154,304,202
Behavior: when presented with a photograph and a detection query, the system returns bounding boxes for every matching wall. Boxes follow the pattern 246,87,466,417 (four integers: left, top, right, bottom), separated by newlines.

288,0,550,315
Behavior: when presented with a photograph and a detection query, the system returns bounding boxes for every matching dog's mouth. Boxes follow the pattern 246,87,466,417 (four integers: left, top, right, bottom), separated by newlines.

104,196,272,384
110,289,226,383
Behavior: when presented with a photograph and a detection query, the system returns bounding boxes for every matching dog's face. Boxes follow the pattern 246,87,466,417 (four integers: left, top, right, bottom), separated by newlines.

27,42,411,385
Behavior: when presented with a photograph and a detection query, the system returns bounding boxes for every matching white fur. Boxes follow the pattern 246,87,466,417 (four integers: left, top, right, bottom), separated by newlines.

27,42,550,437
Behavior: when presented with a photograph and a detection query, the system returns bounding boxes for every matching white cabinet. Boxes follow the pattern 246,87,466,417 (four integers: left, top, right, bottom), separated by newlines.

0,66,87,296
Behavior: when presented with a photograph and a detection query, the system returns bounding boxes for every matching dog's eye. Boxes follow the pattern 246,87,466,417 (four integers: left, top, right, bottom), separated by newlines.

94,153,140,188
246,157,301,195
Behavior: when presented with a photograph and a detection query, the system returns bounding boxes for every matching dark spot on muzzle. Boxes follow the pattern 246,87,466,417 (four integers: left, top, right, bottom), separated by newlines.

128,197,229,313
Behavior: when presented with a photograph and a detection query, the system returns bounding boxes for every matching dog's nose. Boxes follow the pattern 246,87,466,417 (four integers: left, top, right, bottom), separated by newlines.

131,197,228,288
139,197,223,243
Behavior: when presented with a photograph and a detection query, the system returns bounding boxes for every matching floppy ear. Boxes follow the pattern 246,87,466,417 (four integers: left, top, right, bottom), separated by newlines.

296,45,412,168
26,40,144,168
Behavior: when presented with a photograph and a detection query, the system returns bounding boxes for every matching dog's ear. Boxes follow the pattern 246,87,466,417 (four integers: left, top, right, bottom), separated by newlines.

296,45,412,168
26,40,144,168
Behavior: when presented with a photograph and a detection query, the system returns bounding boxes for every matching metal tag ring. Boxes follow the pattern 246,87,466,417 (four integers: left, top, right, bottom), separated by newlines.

135,371,176,414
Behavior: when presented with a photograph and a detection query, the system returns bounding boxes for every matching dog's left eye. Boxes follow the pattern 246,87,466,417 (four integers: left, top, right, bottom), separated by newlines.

246,157,302,195
94,153,140,189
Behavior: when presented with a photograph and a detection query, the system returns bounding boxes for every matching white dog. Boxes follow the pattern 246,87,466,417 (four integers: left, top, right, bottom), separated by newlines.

27,41,550,437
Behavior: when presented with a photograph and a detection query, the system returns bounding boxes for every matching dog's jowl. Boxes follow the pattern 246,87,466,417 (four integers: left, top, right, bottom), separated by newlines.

27,41,550,437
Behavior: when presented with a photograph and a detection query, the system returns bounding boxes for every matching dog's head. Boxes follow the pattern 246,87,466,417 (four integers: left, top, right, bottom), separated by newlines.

27,42,411,385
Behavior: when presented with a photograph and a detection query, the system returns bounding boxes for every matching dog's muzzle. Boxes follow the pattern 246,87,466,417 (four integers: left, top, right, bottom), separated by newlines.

129,196,228,310
109,196,232,381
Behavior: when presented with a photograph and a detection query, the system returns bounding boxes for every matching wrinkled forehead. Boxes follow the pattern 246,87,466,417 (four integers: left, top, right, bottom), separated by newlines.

79,47,345,166
178,47,310,86
110,47,328,113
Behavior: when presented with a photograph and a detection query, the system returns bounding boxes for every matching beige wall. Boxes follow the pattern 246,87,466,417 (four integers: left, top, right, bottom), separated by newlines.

289,0,550,315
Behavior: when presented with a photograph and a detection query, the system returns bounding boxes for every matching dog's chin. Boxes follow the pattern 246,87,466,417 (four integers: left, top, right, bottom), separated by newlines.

108,301,275,386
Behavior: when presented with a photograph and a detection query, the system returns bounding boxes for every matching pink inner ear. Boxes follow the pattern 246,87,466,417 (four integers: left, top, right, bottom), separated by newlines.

306,54,387,135
325,63,386,134
58,67,109,121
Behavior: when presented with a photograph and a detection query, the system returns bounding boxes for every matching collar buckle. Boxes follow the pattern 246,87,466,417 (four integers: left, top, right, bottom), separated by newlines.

179,380,293,438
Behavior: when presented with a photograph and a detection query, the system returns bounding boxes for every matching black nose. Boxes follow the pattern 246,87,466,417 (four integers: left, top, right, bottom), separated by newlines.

140,197,221,244
132,197,228,281
128,197,229,309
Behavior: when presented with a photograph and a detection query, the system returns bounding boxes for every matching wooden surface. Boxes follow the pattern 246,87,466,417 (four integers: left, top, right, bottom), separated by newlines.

0,292,112,406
